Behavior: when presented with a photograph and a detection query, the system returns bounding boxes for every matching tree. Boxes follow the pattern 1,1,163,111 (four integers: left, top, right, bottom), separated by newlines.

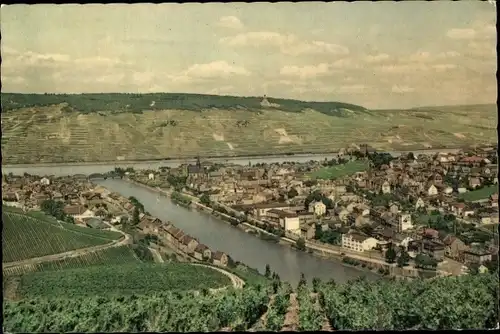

414,254,438,269
132,207,140,225
385,246,397,264
407,152,415,160
199,194,211,206
287,187,298,199
312,277,321,293
296,237,306,251
265,264,271,278
397,250,410,268
297,273,307,291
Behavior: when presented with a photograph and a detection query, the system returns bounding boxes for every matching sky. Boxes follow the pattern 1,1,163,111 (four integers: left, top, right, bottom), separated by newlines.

1,2,497,109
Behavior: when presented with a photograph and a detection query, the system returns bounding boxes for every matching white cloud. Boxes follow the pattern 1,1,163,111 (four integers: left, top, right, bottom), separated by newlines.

446,28,477,40
180,61,251,80
436,51,460,59
331,58,357,69
432,64,457,72
220,31,348,56
408,51,432,62
280,63,330,79
364,53,390,63
392,85,415,93
377,63,429,73
206,85,235,95
216,16,244,30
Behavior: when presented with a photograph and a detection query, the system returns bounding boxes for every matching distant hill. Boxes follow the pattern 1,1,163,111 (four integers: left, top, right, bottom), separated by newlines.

0,93,496,164
1,93,369,117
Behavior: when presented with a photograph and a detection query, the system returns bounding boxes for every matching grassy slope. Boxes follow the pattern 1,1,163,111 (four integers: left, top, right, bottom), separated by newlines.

458,185,498,201
308,160,368,179
17,263,232,298
1,93,496,164
1,209,121,263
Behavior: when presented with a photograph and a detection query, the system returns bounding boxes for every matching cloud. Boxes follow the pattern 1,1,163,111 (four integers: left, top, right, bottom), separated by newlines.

392,85,415,93
432,64,457,72
377,63,429,73
176,61,250,82
446,28,477,40
436,51,460,59
279,63,331,79
220,31,348,56
408,51,432,62
364,53,390,63
216,16,244,30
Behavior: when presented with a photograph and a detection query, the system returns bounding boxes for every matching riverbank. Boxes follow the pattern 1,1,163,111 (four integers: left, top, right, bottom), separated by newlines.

2,147,463,169
123,178,391,278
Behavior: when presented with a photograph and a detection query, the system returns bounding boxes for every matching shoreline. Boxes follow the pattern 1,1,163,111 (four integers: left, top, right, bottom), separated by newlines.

123,178,386,278
1,147,466,168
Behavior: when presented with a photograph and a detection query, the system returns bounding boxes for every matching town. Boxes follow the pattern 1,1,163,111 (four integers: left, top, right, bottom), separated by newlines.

3,145,498,278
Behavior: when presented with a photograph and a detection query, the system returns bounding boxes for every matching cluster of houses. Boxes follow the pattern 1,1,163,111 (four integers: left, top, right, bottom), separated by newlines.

1,174,117,228
136,215,229,267
129,146,498,269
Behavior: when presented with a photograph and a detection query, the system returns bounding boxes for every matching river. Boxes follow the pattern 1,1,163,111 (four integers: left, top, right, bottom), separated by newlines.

97,179,379,285
2,149,460,177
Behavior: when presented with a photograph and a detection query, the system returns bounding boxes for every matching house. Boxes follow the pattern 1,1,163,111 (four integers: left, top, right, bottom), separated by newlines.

480,212,499,225
341,232,378,252
415,197,426,210
300,224,315,240
308,200,326,216
469,177,481,189
180,235,199,254
398,213,413,232
463,248,492,264
193,243,212,261
408,239,445,261
253,203,291,219
212,251,229,267
444,186,453,195
490,193,498,208
451,202,466,216
381,181,391,194
63,205,86,217
40,177,50,185
2,192,19,202
389,203,399,214
428,185,438,196
442,235,467,260
85,217,107,229
148,173,155,180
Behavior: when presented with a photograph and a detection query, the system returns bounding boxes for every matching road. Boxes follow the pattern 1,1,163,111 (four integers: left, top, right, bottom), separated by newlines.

191,263,245,289
3,222,132,270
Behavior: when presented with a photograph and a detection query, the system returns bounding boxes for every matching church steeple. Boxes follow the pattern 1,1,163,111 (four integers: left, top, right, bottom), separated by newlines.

196,156,201,168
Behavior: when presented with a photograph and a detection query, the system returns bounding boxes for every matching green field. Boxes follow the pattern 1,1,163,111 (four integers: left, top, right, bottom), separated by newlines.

308,160,368,179
2,245,141,276
2,210,122,263
17,263,232,298
458,186,498,202
1,93,496,164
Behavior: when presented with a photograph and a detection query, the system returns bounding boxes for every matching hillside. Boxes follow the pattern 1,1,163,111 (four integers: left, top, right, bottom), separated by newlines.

1,93,496,164
3,272,498,331
2,209,122,263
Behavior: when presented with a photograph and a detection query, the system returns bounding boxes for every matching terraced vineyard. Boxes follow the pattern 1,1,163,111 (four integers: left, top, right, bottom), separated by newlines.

3,272,498,331
2,245,140,276
1,93,496,164
17,263,233,298
2,211,122,263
